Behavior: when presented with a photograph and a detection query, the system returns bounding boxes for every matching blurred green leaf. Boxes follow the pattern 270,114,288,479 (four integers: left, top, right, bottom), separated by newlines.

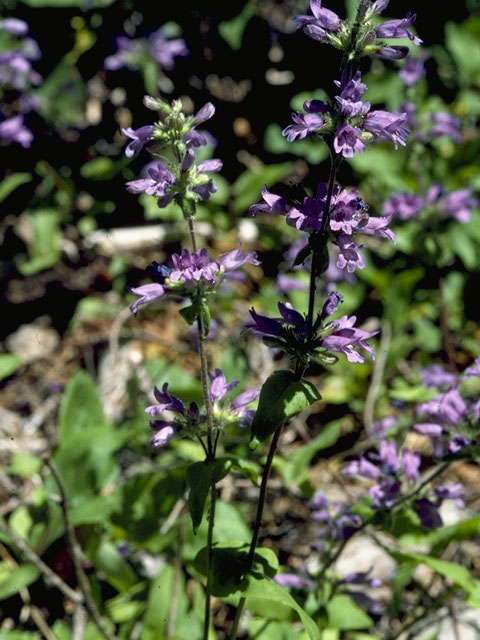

0,564,40,600
93,540,137,592
80,157,130,181
17,209,61,276
231,163,292,214
327,594,373,630
21,0,115,8
0,173,31,203
235,576,321,640
219,1,256,50
446,21,480,87
280,421,341,487
264,124,329,165
0,354,22,382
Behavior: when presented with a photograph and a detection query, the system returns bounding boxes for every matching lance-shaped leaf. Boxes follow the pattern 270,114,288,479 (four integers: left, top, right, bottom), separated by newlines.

250,370,321,449
186,458,232,533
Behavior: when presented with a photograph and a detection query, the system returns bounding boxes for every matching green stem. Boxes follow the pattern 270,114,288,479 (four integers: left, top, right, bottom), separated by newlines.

305,150,339,342
184,208,217,639
203,481,217,640
230,427,282,640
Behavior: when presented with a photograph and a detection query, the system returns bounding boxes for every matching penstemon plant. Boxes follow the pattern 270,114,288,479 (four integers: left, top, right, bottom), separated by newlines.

119,1,479,638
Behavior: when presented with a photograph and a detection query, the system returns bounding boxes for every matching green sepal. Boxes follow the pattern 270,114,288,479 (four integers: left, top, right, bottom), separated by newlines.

250,370,321,449
292,242,312,268
186,457,232,533
179,297,211,337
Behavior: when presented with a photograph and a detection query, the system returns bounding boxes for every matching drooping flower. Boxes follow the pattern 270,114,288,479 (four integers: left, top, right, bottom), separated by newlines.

363,110,409,149
129,247,259,315
0,115,33,148
282,112,325,142
399,58,425,87
121,124,155,157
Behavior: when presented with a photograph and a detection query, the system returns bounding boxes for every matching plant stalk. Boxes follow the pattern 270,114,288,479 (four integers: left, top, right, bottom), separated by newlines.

229,426,282,640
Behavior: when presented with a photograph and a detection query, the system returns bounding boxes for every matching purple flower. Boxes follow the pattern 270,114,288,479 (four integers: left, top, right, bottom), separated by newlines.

382,192,424,220
249,186,289,217
282,112,325,142
335,235,365,273
417,498,442,529
376,12,422,46
276,274,308,295
434,483,465,508
146,383,185,416
402,449,421,483
370,477,400,508
148,29,189,68
293,0,341,33
420,364,457,389
356,212,396,244
125,162,175,201
448,435,470,455
151,424,178,447
417,388,468,425
219,246,260,271
321,291,343,318
0,115,33,148
1,18,29,36
399,58,425,87
334,123,366,158
322,314,377,363
209,369,238,402
441,189,477,223
464,357,480,379
343,456,381,479
429,112,462,143
129,283,165,316
335,71,370,117
363,110,409,149
274,573,313,589
122,124,154,157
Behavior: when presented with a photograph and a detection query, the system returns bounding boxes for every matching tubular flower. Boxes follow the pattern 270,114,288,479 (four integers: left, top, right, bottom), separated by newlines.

246,291,378,367
129,247,259,316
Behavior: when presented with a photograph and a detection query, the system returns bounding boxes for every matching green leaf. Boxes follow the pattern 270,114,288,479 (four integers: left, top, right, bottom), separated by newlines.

280,421,341,486
326,594,373,630
226,456,259,485
231,163,292,214
0,354,22,382
264,124,329,165
36,59,86,126
0,173,31,203
80,156,130,181
0,564,40,600
446,21,480,87
236,576,321,640
17,209,61,275
391,550,480,606
5,452,42,477
142,565,189,638
251,371,321,448
219,0,256,50
194,542,278,596
93,540,137,592
54,370,126,499
186,458,232,532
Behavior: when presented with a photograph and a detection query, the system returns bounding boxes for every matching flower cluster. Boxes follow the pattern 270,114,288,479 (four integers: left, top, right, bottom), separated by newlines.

412,359,480,459
383,184,478,223
343,440,421,508
123,99,222,209
129,246,259,316
0,18,41,148
282,71,409,157
294,0,422,60
146,370,258,448
105,26,188,73
246,291,377,368
250,180,395,273
309,492,363,544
